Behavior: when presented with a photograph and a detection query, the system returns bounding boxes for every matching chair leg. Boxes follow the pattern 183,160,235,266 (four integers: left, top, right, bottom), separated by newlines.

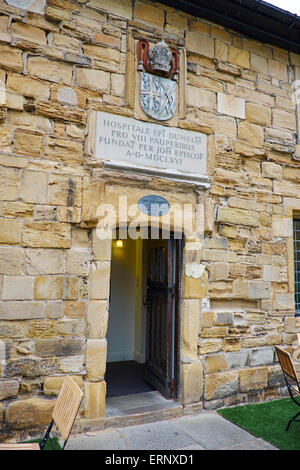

39,420,54,450
286,411,300,432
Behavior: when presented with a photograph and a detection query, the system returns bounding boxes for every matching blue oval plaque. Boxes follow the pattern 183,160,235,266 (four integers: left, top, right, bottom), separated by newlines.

138,195,170,217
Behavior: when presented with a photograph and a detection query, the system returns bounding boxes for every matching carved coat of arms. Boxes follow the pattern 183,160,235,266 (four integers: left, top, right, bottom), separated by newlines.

137,39,179,121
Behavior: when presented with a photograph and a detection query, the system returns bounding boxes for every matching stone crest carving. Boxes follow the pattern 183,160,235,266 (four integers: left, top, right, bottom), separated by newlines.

137,39,179,121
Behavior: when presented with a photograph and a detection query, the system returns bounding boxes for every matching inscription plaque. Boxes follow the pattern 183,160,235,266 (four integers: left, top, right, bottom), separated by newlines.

95,112,207,182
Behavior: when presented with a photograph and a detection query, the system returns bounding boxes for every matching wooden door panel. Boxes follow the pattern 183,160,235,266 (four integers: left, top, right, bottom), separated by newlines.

145,239,175,398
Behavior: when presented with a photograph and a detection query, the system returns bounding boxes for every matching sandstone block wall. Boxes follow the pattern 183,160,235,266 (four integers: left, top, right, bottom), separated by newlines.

0,0,299,438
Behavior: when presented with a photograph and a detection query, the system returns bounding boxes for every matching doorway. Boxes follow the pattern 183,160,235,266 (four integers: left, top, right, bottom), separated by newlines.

105,233,182,404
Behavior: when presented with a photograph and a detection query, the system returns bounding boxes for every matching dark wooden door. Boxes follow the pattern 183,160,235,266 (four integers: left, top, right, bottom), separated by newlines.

144,238,180,399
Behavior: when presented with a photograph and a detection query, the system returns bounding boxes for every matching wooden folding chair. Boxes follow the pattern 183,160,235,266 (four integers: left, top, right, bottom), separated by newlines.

39,376,83,450
275,345,300,431
0,376,83,451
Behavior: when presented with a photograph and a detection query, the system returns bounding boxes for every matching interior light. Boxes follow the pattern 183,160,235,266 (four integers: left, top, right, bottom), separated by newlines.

115,240,123,248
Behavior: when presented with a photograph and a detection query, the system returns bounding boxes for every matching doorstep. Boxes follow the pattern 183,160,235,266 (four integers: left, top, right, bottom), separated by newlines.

105,391,183,428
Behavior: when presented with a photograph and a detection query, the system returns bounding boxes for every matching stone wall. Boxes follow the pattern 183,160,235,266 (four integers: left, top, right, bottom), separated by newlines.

0,0,299,439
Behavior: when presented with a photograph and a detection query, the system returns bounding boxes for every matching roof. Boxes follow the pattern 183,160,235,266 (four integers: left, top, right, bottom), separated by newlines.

158,0,300,54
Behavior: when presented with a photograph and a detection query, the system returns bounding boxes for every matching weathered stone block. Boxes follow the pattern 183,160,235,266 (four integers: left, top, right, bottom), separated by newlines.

238,121,264,148
63,301,85,319
248,281,270,299
198,338,223,355
87,300,108,339
272,216,293,238
225,350,248,369
12,21,47,44
217,93,245,119
204,370,238,400
75,67,110,92
273,109,296,132
0,167,20,201
0,44,23,72
83,43,120,64
36,337,84,357
182,361,203,404
90,262,110,300
187,85,216,111
46,302,63,319
134,2,164,28
89,0,132,18
183,271,208,299
20,377,42,393
57,319,86,336
48,173,82,207
239,367,268,391
21,170,48,204
82,177,105,223
186,31,214,58
214,312,234,326
228,46,250,69
3,202,34,218
209,262,230,281
85,339,107,382
245,103,271,127
6,73,50,99
22,222,71,248
273,293,295,311
34,276,64,300
5,357,59,378
2,276,34,300
27,56,73,84
0,301,45,320
0,379,19,400
66,249,90,276
7,110,51,132
0,218,21,245
201,326,228,338
217,207,259,227
250,53,267,74
181,299,201,360
59,355,84,374
261,161,283,179
268,59,288,81
27,320,56,337
6,397,55,429
44,136,83,165
92,232,112,261
43,375,82,396
262,265,287,283
36,101,86,125
205,354,228,373
0,321,26,338
250,347,274,367
0,127,12,153
26,249,65,275
83,380,106,419
63,278,79,301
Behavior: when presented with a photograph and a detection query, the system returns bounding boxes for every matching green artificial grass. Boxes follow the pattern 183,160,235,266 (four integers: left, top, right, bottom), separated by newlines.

23,436,62,450
218,398,300,450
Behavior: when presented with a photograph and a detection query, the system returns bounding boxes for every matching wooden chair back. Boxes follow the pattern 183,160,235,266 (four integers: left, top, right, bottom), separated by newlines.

52,376,83,442
275,345,299,382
